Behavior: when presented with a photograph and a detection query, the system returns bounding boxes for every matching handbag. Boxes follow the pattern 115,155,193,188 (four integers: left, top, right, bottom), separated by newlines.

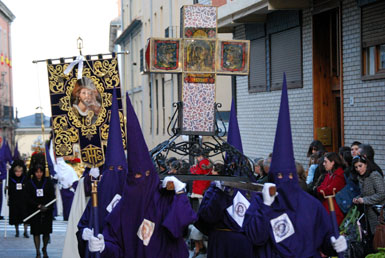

335,175,361,214
373,206,385,251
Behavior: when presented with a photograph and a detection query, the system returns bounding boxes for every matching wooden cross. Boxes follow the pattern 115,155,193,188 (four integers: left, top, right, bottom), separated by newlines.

145,5,250,135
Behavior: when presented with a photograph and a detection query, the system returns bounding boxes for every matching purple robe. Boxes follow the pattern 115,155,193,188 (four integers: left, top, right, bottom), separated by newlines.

77,85,128,258
196,183,255,258
99,92,197,258
101,181,197,258
241,75,338,258
60,181,78,221
243,189,335,257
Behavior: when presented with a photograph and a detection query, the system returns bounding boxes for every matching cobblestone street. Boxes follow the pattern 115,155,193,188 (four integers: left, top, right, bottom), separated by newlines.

0,217,66,258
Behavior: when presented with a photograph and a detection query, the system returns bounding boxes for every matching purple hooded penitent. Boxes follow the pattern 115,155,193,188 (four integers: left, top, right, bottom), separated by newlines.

227,98,243,154
77,86,128,257
242,74,337,257
0,143,7,181
13,142,20,161
196,97,255,258
4,140,12,163
101,93,196,258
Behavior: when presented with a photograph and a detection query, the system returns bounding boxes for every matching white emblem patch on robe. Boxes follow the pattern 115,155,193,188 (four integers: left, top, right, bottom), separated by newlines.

106,194,121,213
36,189,44,197
270,213,295,243
226,191,250,227
137,219,155,246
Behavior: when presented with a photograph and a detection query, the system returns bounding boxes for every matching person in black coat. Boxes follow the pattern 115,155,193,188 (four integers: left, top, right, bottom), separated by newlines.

8,159,29,238
25,153,55,258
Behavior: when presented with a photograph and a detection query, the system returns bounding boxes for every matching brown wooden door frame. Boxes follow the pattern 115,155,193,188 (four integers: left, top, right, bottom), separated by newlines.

312,6,344,152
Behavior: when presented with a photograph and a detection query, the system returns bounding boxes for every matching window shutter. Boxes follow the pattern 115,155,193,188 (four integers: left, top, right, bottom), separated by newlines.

270,26,302,90
140,49,144,73
361,1,385,47
249,38,266,93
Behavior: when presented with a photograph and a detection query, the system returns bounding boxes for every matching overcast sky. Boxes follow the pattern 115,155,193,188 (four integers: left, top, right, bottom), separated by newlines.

2,0,119,118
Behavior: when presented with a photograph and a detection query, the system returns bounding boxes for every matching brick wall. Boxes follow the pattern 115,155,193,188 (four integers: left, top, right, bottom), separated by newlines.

235,9,314,167
235,0,385,170
342,0,385,168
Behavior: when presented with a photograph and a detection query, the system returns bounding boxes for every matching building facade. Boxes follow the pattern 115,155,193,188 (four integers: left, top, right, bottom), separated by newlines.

15,113,51,158
112,0,232,152
0,1,15,148
217,0,385,168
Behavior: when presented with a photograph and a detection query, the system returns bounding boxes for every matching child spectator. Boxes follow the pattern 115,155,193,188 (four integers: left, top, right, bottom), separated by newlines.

8,159,29,238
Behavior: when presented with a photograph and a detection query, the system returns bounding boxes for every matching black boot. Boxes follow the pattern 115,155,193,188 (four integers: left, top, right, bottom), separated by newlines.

42,247,48,258
23,224,29,238
42,234,50,258
15,225,19,237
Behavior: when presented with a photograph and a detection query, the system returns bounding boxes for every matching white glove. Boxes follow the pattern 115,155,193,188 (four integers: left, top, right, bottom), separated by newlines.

162,176,186,192
82,228,93,241
262,183,277,206
88,233,105,253
331,235,347,253
214,180,225,191
90,167,100,178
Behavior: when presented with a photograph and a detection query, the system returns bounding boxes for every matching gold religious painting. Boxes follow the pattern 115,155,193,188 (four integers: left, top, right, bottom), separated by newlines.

71,77,102,125
184,39,216,73
217,40,250,75
149,38,182,73
47,55,125,168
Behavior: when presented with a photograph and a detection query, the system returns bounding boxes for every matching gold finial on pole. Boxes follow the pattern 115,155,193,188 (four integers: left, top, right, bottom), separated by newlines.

77,37,83,55
91,176,100,208
320,188,337,212
36,106,49,177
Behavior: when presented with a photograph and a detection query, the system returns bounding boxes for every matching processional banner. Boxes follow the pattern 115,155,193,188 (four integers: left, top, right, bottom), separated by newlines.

47,55,126,167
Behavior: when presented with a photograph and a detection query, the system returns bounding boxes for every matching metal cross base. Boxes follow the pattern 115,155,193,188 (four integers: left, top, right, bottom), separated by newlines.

150,102,255,182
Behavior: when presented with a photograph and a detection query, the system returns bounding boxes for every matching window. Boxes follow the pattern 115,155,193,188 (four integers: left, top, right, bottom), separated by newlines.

140,49,144,73
165,27,169,38
270,26,302,90
248,38,266,93
361,1,385,79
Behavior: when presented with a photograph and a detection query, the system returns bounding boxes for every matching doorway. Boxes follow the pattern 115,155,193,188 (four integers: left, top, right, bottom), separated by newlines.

312,7,343,152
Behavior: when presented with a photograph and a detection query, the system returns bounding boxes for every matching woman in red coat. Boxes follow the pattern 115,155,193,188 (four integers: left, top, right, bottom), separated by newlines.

317,152,346,225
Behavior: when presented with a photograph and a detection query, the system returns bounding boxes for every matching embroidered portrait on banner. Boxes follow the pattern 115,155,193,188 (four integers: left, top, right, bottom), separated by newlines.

47,55,126,167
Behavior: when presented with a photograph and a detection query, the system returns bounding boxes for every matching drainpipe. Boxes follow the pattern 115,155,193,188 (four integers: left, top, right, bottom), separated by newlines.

150,0,154,138
169,0,174,113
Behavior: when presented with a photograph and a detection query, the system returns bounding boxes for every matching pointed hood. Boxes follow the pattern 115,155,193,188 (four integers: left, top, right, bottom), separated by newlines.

226,98,249,178
268,74,301,211
96,86,128,230
125,92,159,187
4,140,12,163
13,142,20,161
0,143,7,180
105,93,160,256
104,87,127,170
269,74,297,183
227,98,243,154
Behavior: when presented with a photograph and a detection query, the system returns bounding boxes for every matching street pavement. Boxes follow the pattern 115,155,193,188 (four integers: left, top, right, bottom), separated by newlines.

0,216,206,258
0,216,66,258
